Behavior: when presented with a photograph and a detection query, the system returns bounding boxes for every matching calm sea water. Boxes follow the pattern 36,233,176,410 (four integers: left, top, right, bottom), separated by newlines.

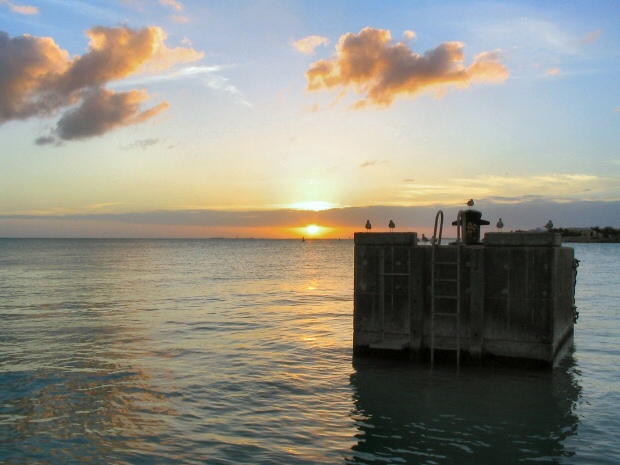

1,239,618,464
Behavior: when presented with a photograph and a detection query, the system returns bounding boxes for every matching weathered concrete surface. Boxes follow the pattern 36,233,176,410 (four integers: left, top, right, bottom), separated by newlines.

353,232,576,367
485,232,562,247
353,233,416,351
481,240,575,363
354,232,418,246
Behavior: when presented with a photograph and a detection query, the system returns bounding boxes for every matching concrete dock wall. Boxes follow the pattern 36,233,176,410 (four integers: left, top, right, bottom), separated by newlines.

353,232,576,366
353,233,419,351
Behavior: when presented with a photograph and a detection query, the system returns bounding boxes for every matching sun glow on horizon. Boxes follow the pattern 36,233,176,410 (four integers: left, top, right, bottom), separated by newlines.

290,201,338,211
290,223,334,238
306,224,321,235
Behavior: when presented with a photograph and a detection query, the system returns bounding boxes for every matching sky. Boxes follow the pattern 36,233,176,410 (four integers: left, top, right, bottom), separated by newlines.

1,0,619,239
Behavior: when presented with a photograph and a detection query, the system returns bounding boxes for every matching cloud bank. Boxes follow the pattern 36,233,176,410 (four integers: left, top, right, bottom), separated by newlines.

0,25,203,142
396,173,617,207
2,198,619,238
307,27,509,107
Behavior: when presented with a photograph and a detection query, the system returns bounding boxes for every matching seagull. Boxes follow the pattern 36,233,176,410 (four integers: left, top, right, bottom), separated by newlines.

467,199,474,209
388,220,395,232
496,218,504,232
365,220,372,232
544,220,553,231
421,233,430,243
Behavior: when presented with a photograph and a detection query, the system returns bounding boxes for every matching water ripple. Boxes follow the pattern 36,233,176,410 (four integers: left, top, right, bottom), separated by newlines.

1,240,619,464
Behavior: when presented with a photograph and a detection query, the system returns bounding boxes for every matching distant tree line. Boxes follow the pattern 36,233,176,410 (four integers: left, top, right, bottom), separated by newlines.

591,226,620,241
552,226,620,242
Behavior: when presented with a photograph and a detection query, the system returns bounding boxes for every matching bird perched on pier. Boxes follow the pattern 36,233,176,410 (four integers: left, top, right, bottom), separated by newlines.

544,220,553,231
467,199,474,209
421,233,430,243
365,220,372,232
388,220,395,232
496,218,504,232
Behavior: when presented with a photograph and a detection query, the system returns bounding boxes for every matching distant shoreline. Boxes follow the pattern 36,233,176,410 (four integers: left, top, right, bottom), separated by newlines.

562,237,620,243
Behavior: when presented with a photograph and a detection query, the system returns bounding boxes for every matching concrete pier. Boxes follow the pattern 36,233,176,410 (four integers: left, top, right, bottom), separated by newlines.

353,231,576,366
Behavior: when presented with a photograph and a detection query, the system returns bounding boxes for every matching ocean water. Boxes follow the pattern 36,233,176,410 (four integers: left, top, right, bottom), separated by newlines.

0,239,618,464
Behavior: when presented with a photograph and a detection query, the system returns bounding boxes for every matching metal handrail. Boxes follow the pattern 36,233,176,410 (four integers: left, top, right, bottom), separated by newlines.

431,216,438,364
455,210,463,366
430,210,444,365
432,210,444,245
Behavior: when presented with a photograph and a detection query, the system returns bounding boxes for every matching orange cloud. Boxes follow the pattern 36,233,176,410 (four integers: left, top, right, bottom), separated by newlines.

0,26,203,142
159,0,189,23
54,88,170,141
0,32,72,121
307,27,509,107
0,0,38,15
583,29,602,45
59,26,203,92
293,35,330,55
160,0,183,11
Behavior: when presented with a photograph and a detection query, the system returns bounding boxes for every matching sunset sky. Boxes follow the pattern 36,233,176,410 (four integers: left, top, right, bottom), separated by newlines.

1,0,619,238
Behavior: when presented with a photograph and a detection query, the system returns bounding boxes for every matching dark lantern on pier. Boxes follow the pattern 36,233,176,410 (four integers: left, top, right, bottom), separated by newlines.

452,209,490,245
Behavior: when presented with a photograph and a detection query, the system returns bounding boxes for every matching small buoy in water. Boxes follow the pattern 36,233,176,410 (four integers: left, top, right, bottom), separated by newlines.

497,218,504,232
365,220,372,232
388,220,395,232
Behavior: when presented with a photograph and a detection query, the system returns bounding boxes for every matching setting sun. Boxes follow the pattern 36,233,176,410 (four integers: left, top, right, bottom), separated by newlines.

290,223,336,238
306,224,321,235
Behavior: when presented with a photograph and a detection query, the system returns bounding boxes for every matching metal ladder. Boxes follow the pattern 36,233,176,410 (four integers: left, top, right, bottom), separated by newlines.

430,210,464,366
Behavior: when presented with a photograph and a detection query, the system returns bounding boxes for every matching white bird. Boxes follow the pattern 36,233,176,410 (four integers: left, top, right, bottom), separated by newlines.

388,220,395,232
496,218,504,232
365,220,372,232
467,199,474,209
544,220,553,231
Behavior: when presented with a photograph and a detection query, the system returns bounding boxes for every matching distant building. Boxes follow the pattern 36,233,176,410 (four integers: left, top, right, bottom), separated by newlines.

566,228,600,239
